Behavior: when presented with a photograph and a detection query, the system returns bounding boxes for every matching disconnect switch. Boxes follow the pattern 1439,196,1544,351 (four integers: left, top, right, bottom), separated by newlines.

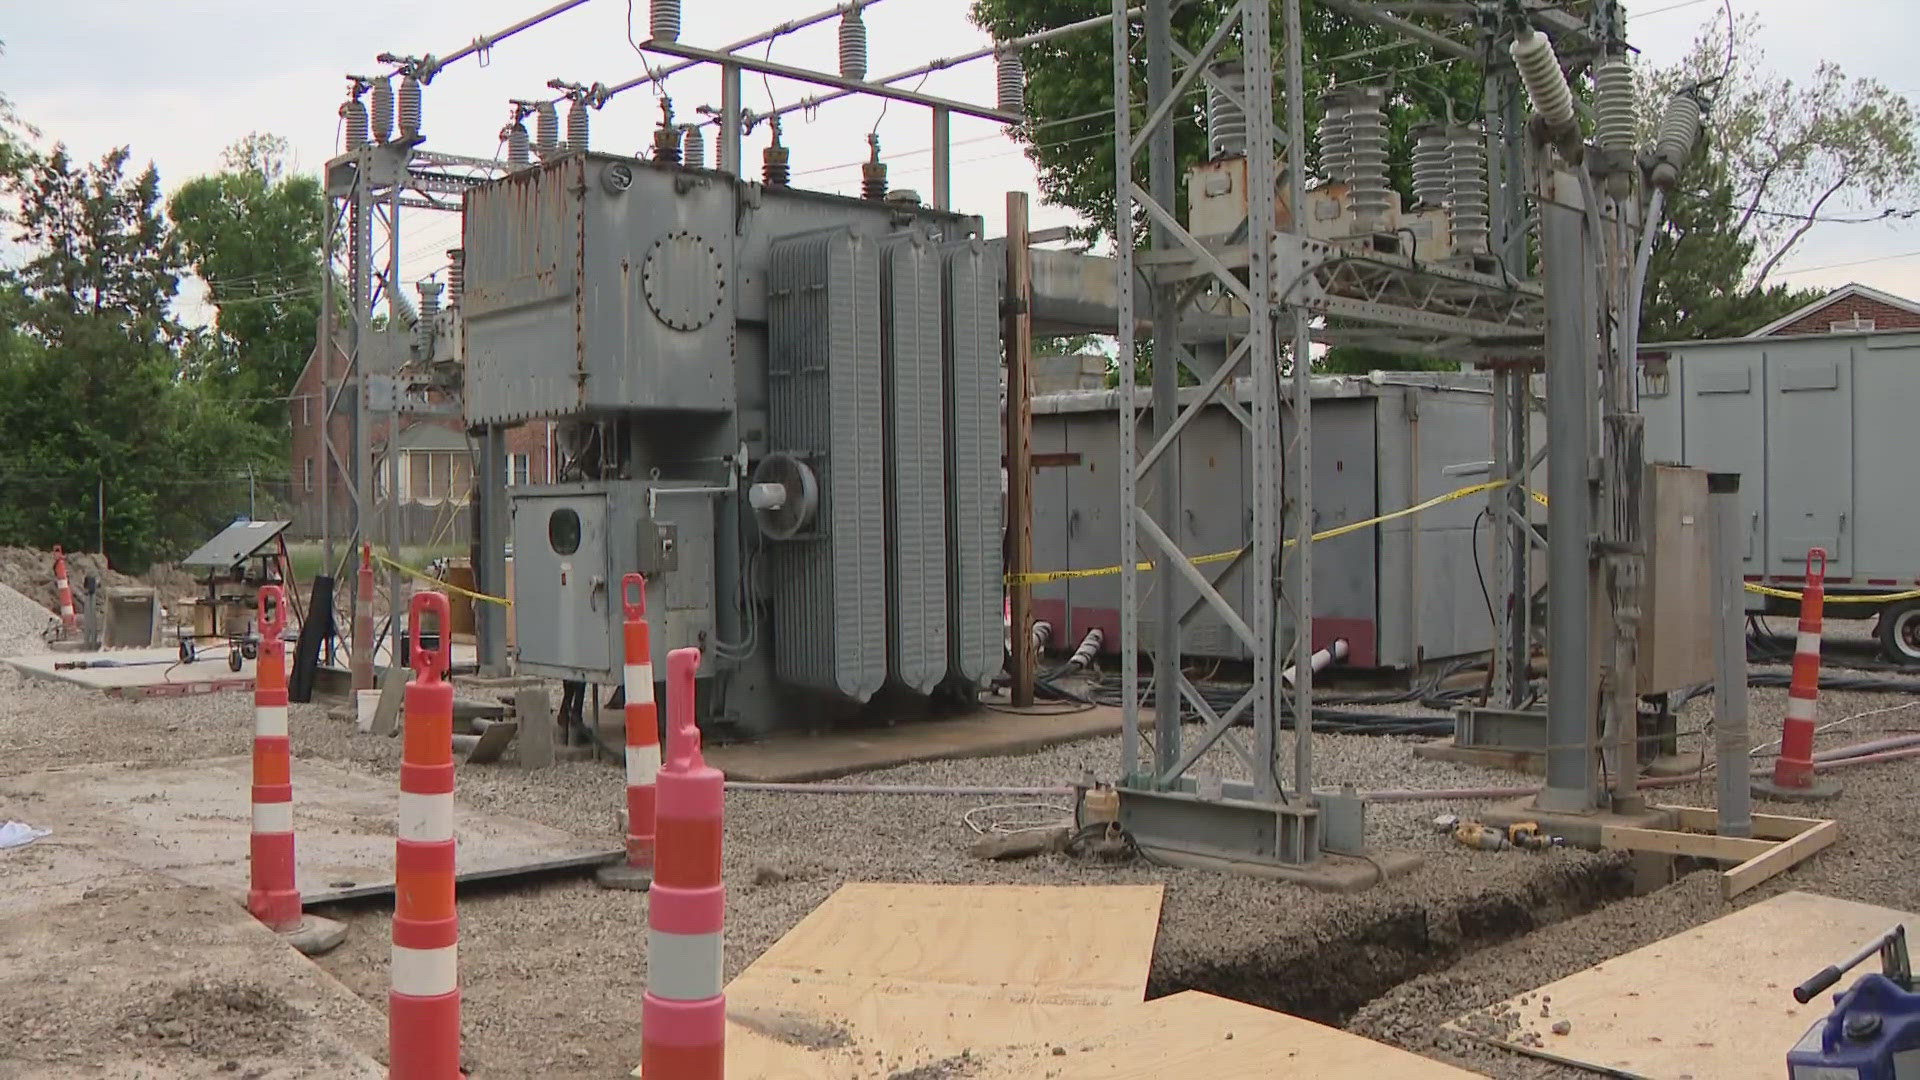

636,522,679,575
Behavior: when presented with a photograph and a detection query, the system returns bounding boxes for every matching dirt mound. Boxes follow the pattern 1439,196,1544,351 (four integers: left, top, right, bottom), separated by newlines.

120,978,302,1060
0,546,203,615
0,581,56,657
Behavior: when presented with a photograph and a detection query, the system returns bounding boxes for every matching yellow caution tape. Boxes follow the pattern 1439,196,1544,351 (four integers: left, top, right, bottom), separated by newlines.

1005,479,1508,586
1742,582,1920,604
370,550,513,607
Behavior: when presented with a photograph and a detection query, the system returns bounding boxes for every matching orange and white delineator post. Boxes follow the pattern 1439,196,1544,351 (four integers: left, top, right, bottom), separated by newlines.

597,573,660,891
1757,548,1841,800
641,646,725,1078
248,585,301,932
390,591,461,1079
52,545,76,632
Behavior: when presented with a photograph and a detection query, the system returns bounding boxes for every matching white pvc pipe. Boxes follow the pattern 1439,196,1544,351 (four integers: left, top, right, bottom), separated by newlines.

1281,637,1349,688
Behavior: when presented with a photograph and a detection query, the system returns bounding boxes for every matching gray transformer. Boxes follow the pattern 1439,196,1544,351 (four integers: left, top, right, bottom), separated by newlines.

464,153,1002,736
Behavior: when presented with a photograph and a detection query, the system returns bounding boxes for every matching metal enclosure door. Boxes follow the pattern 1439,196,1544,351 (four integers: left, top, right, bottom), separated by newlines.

1678,348,1766,571
1766,348,1853,577
510,493,612,673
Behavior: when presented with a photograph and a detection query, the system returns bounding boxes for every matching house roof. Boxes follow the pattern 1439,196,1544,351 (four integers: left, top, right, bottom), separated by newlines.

1744,282,1920,337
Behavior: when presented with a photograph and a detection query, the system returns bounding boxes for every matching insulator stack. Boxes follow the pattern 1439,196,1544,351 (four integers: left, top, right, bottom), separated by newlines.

390,281,418,328
416,281,443,357
654,123,683,165
342,97,370,151
535,101,560,158
1593,57,1637,156
1205,62,1248,160
1317,91,1350,183
446,249,465,307
762,136,790,187
650,0,681,42
682,125,706,170
1345,88,1391,228
996,49,1026,117
1651,93,1704,189
1450,124,1491,254
567,96,590,150
399,74,423,140
507,121,532,168
861,134,887,200
839,6,868,81
1411,123,1452,209
371,76,395,144
1511,28,1576,133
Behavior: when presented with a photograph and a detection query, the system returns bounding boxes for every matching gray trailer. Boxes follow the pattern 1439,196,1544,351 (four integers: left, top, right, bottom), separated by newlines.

1640,329,1920,662
1028,373,1499,672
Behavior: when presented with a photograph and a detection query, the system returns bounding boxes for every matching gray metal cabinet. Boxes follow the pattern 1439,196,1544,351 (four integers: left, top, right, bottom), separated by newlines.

1766,348,1853,577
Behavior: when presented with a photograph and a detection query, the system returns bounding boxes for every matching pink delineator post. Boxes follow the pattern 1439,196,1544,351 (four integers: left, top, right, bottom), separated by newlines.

642,646,725,1078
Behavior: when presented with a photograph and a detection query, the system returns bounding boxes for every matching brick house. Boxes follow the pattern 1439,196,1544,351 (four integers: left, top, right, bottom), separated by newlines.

1746,283,1920,337
287,335,556,542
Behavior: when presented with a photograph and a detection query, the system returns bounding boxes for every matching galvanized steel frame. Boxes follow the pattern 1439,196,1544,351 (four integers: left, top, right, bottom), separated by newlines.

1112,0,1319,857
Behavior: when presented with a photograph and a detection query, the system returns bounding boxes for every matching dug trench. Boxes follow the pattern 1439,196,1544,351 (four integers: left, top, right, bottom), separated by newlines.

1146,855,1637,1028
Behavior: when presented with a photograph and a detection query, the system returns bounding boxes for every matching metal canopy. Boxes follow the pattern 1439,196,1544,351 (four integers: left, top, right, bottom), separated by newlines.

181,520,292,569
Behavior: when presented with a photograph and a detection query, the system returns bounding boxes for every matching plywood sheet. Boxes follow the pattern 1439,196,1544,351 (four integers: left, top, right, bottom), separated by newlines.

718,882,1163,1078
972,991,1485,1078
1447,891,1912,1079
0,756,618,904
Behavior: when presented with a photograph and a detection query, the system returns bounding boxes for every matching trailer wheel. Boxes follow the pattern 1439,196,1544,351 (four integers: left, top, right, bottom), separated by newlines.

1878,600,1920,665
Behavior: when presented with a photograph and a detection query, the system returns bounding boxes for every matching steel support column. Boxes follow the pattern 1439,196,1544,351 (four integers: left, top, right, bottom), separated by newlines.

1538,196,1598,812
1146,0,1184,780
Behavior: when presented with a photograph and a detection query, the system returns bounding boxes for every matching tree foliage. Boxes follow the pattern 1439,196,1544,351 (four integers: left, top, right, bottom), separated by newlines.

0,143,273,570
169,133,324,424
968,1,1476,372
1647,15,1919,287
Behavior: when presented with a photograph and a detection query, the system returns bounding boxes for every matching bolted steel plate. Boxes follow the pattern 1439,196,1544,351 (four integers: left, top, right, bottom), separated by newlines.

641,230,725,332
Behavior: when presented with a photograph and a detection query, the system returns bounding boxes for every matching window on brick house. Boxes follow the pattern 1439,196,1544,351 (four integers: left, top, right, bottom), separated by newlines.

304,457,315,492
1832,316,1876,332
506,452,531,486
301,395,311,426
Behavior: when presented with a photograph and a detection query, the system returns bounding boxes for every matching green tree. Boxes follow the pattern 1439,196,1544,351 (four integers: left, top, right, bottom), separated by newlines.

970,2,1477,374
1644,15,1918,295
169,133,324,424
0,144,272,569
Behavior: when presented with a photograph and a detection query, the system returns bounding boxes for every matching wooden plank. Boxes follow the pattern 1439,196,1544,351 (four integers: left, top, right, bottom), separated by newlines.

715,882,1163,1077
973,991,1485,1078
1446,891,1911,1080
1599,825,1775,862
1724,818,1839,900
1661,805,1824,841
1005,191,1036,707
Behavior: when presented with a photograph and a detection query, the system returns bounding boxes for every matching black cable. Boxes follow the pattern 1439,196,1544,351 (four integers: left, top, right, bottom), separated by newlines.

1472,507,1496,642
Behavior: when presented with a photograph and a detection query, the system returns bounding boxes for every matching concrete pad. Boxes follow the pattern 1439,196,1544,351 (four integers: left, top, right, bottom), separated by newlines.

706,703,1124,782
7,646,255,691
1752,775,1843,802
0,873,386,1078
0,755,621,905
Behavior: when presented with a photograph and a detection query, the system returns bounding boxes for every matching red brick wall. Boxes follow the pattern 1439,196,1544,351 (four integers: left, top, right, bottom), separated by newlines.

286,343,556,537
1765,295,1920,336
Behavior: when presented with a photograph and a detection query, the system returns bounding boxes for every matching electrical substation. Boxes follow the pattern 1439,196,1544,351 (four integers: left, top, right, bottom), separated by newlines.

17,0,1907,1074
309,0,1719,875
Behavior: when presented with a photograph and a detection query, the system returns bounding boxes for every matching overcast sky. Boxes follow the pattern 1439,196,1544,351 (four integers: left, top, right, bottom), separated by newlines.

6,0,1919,311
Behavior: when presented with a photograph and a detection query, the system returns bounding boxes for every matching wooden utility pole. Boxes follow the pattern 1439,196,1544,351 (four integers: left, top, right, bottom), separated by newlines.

1004,192,1036,707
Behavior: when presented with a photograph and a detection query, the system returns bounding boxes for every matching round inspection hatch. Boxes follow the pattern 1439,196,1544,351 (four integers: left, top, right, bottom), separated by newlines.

642,230,725,332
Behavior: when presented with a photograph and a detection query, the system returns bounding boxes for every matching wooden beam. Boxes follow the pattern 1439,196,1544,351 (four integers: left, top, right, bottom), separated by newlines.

1004,192,1037,708
1599,825,1775,862
1724,817,1838,899
1003,452,1081,469
1660,805,1826,842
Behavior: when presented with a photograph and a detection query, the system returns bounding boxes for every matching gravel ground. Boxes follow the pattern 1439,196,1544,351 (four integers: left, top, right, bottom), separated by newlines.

0,581,57,657
5,631,1920,1078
